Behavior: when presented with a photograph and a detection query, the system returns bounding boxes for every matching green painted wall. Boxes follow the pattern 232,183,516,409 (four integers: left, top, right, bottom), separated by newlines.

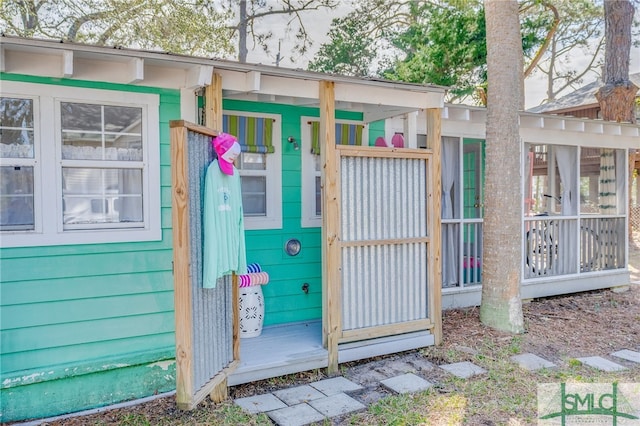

0,78,367,421
0,74,178,422
223,99,363,327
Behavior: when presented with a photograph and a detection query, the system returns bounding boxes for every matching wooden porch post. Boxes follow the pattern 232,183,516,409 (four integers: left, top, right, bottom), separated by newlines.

320,80,340,374
426,108,443,345
204,73,239,402
171,124,194,407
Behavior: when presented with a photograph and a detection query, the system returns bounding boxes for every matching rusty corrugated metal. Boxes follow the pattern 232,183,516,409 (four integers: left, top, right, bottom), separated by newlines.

340,155,428,331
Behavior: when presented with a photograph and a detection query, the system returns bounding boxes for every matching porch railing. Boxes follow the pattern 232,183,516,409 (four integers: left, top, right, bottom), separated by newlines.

524,216,625,279
442,220,483,288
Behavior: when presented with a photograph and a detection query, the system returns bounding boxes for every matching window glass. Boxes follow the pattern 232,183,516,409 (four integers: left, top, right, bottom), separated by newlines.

239,152,266,170
222,112,282,230
1,82,160,247
62,168,143,226
240,176,266,216
61,102,143,161
1,97,34,158
0,166,34,230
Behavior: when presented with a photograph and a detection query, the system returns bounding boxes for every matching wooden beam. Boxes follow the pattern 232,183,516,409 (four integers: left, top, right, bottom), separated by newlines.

320,80,340,375
171,124,194,409
128,57,144,84
426,108,443,345
339,319,434,343
245,71,261,92
205,73,223,131
185,65,214,89
61,50,73,78
204,71,241,370
0,45,5,72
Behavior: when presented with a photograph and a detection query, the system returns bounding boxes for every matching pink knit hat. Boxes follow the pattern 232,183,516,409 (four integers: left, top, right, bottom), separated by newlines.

213,132,240,175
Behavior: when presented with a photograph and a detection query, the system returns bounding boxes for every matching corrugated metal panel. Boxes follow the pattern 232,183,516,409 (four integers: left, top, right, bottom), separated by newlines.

340,155,428,331
187,131,234,394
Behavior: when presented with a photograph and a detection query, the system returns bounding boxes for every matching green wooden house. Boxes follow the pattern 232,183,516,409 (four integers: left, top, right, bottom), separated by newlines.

0,36,446,422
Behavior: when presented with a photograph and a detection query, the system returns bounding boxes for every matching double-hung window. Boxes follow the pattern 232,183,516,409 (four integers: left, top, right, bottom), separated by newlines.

301,118,365,227
223,112,282,230
0,81,160,247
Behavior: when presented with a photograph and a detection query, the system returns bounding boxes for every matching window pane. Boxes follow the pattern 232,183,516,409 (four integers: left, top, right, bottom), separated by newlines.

62,168,143,225
241,176,266,216
61,102,102,131
0,166,34,230
61,103,143,161
105,133,143,160
239,153,266,170
1,97,34,158
62,133,143,161
62,132,103,159
104,105,142,133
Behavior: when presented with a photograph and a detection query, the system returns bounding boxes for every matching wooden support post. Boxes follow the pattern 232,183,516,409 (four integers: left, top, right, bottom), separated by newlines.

205,73,223,131
204,72,234,403
171,124,194,408
426,108,443,345
320,80,341,374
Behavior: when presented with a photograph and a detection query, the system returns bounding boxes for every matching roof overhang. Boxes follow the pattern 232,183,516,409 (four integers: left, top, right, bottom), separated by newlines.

0,36,446,123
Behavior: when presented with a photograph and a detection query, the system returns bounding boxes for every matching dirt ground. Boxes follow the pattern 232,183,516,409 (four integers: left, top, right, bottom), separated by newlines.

15,237,640,425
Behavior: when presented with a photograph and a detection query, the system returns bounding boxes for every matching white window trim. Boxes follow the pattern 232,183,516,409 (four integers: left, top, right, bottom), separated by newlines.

1,81,161,248
224,110,282,231
301,116,368,228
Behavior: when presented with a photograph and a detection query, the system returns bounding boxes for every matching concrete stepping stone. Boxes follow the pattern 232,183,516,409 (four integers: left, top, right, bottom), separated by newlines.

308,393,366,417
273,385,325,405
511,353,556,371
309,376,363,396
611,349,640,364
266,403,325,426
576,356,627,372
440,361,487,379
380,373,433,394
234,393,287,414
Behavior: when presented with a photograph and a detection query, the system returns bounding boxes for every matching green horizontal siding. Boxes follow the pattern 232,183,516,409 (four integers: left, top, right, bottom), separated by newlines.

0,82,364,422
224,99,363,328
1,357,176,422
0,271,171,305
2,292,174,329
0,75,178,422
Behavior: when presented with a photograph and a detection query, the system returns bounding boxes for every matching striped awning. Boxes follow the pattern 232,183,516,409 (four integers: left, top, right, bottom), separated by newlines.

310,122,364,155
223,115,275,154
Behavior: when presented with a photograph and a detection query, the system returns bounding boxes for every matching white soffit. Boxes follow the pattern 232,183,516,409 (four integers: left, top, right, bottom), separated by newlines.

519,113,639,148
1,36,447,118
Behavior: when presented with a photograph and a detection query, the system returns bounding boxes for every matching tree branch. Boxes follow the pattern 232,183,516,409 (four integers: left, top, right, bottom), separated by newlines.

524,1,559,78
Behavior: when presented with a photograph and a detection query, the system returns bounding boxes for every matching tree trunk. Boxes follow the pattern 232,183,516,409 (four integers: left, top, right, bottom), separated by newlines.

596,0,637,243
479,0,524,334
238,0,248,63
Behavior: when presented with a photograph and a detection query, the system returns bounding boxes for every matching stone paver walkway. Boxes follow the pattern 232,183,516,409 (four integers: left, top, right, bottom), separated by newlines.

234,348,640,426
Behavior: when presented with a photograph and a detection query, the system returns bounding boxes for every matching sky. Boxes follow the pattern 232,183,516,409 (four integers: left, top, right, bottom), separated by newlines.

243,2,640,110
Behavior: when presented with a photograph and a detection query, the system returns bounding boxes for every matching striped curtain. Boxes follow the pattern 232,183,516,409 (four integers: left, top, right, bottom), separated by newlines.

310,122,364,155
598,148,616,213
223,115,275,154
